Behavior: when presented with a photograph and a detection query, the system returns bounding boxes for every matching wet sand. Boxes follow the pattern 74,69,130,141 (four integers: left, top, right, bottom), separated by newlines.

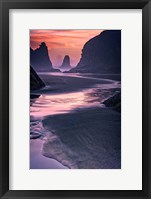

42,107,121,169
30,73,121,169
31,73,119,96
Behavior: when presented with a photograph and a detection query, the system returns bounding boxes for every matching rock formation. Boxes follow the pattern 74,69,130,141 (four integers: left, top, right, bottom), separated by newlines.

30,65,45,90
103,92,121,112
70,30,121,73
30,42,59,72
60,55,72,72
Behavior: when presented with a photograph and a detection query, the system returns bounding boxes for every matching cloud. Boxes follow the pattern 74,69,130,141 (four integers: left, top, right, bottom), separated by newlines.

30,30,103,66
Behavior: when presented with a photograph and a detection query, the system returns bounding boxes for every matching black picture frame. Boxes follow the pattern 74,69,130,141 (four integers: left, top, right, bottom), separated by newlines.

0,0,150,198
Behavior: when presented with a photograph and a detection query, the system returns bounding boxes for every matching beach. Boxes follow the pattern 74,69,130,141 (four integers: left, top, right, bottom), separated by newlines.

30,73,121,169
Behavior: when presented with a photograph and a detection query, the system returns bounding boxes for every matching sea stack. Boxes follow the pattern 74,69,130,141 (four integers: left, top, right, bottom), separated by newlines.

30,42,59,72
60,55,71,72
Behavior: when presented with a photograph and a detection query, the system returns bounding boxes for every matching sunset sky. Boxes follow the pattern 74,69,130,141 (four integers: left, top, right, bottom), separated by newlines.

30,30,103,66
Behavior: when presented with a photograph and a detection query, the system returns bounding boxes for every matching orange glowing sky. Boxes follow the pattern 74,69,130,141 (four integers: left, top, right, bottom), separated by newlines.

30,30,103,67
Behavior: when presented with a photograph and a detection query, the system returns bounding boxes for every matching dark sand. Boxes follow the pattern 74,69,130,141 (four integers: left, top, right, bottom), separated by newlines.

30,73,121,169
31,73,119,95
42,107,121,169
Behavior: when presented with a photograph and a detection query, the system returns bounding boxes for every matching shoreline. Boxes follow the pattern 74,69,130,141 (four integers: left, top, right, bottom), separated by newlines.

30,73,121,169
31,74,120,96
42,107,121,169
30,139,68,169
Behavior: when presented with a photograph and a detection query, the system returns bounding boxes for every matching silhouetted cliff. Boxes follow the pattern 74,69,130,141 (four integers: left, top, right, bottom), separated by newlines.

30,42,59,72
70,30,121,73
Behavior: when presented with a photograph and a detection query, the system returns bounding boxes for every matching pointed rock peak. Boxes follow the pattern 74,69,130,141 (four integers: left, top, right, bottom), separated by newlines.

62,55,70,65
39,42,48,50
59,55,72,71
30,41,58,72
40,42,47,47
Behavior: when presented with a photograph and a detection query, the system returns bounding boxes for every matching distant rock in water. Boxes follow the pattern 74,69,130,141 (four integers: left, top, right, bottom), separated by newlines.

30,42,60,72
70,30,121,73
30,66,45,90
60,55,72,72
103,92,121,112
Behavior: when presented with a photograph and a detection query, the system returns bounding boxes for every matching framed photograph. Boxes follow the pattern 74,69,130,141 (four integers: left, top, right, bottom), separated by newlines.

0,0,150,198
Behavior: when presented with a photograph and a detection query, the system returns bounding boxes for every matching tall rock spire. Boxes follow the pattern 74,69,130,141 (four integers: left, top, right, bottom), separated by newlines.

60,55,71,72
30,42,59,72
